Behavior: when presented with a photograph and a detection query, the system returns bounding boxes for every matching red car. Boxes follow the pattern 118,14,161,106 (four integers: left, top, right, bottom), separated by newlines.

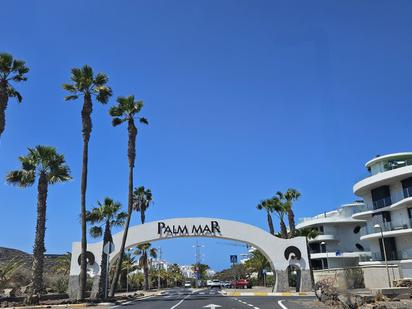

231,279,252,289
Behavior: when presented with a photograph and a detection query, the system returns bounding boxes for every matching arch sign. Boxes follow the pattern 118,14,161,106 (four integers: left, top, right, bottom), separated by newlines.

68,218,311,297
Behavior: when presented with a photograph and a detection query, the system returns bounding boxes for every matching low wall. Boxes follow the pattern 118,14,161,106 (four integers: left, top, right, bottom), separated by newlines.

362,265,400,288
313,267,364,290
313,265,401,290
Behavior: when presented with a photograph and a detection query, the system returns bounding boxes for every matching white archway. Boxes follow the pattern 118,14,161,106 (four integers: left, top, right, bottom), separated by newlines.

69,217,311,295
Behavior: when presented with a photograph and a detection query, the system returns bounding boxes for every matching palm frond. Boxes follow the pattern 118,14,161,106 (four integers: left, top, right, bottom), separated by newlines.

90,226,103,238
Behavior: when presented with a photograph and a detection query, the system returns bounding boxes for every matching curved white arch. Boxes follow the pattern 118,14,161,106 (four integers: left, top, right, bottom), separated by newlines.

69,217,311,293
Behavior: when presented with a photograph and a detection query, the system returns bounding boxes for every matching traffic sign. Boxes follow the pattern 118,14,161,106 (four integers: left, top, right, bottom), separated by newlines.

103,241,115,254
230,255,237,264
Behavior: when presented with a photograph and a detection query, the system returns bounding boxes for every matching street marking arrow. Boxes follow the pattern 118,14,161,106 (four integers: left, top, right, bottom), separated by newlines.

203,305,222,308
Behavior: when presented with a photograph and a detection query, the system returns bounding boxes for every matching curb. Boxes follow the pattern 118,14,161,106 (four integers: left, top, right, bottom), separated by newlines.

2,303,93,309
222,291,315,297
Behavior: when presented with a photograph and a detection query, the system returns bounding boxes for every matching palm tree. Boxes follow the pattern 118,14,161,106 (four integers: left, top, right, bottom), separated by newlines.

63,65,112,299
120,252,138,291
245,250,270,285
283,188,301,237
133,186,153,224
6,146,71,300
0,53,29,139
272,195,288,239
133,243,157,291
109,95,148,296
86,197,127,298
257,199,275,235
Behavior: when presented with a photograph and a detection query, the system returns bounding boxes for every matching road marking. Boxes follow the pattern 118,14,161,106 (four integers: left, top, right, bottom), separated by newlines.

170,294,191,309
278,300,288,309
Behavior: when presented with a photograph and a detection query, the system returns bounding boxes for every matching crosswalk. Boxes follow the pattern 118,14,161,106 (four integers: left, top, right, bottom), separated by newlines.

160,289,222,298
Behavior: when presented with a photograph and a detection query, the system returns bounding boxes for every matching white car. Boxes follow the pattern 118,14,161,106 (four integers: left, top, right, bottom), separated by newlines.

209,279,221,288
184,281,191,288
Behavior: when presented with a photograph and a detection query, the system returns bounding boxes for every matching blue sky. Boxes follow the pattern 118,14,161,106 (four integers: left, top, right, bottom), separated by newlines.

1,0,412,271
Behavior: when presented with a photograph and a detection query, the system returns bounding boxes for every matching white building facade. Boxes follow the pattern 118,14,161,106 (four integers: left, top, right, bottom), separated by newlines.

352,152,412,279
297,202,370,270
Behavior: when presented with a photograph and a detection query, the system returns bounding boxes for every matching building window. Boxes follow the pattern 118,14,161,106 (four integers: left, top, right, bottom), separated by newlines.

355,243,365,251
402,177,412,198
408,208,412,219
353,226,361,234
379,237,397,261
371,186,392,209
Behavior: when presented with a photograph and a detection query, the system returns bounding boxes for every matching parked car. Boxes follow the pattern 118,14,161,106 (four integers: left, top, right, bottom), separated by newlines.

231,279,252,289
221,281,231,288
206,279,213,287
209,279,222,288
184,281,192,288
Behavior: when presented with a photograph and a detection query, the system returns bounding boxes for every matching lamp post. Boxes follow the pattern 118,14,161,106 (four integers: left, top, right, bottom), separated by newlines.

321,241,328,269
374,224,391,287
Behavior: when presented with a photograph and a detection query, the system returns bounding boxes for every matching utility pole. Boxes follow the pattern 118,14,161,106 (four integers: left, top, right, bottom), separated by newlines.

157,247,162,290
193,240,204,288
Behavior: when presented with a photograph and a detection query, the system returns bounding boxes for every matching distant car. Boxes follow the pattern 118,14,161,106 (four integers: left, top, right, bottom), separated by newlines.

184,281,192,288
221,281,231,288
231,279,252,289
206,279,213,287
209,279,222,289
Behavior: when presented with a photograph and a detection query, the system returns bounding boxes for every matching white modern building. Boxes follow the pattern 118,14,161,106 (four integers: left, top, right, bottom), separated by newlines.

297,202,370,270
352,152,412,278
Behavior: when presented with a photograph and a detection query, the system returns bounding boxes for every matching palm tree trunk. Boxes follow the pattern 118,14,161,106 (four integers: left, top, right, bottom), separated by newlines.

0,81,8,139
287,209,296,238
141,210,145,225
266,210,275,235
109,120,136,297
280,219,288,239
79,94,92,300
31,173,48,301
143,253,149,291
98,222,111,299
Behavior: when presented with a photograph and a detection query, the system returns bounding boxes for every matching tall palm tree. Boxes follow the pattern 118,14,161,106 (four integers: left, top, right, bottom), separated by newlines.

63,65,112,299
257,199,275,235
283,188,301,237
134,243,157,291
0,53,29,139
109,95,148,296
86,197,127,298
133,186,153,224
6,146,71,300
272,195,288,239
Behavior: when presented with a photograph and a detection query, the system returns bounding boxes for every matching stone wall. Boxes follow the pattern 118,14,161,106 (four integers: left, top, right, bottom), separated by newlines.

313,265,401,290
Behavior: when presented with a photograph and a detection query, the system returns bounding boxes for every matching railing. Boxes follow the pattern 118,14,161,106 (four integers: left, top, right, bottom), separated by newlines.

364,249,412,262
353,204,373,214
372,196,392,210
383,159,412,172
403,186,412,198
364,218,412,234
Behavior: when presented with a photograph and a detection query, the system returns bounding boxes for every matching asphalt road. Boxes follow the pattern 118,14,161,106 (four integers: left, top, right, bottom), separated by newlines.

111,288,318,309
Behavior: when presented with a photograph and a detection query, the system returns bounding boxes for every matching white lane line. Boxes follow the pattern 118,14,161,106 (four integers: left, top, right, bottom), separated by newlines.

248,304,253,307
254,307,260,309
278,300,288,309
170,294,191,309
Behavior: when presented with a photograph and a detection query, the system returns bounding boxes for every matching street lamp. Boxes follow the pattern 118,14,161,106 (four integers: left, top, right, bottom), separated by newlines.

374,224,391,287
321,241,328,269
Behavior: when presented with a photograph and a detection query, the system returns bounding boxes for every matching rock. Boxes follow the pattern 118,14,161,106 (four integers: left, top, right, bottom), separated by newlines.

2,288,16,297
338,293,366,309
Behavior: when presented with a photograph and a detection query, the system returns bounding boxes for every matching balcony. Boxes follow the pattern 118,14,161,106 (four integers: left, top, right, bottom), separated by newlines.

372,196,392,210
382,159,412,173
364,219,412,234
361,249,412,262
